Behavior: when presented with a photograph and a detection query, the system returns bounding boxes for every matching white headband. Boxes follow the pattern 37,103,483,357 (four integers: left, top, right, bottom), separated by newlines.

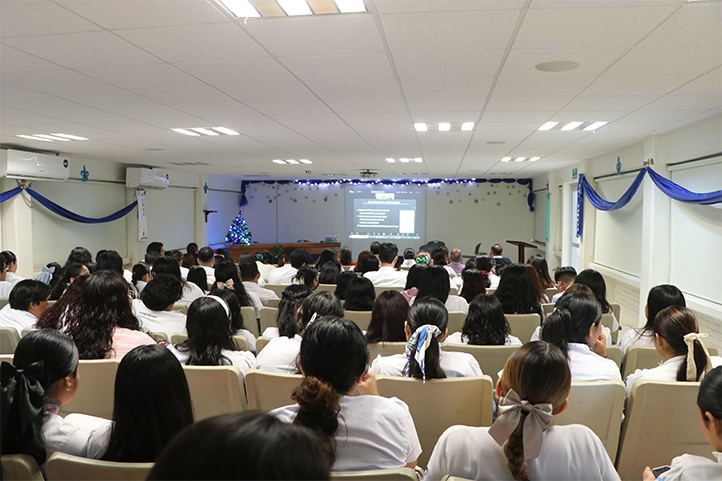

683,332,713,381
204,295,230,319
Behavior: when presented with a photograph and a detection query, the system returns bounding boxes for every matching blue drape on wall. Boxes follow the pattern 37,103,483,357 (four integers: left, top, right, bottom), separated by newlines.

646,166,722,205
25,188,137,223
0,187,22,203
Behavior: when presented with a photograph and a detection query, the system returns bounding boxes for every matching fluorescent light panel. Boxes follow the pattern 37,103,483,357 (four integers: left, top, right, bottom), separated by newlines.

385,158,395,163
286,159,299,164
278,0,313,15
51,133,89,140
414,158,423,163
538,121,559,131
414,123,427,132
561,121,583,131
583,121,609,131
191,128,220,136
438,122,451,132
529,157,541,162
334,0,366,12
501,157,511,162
299,159,313,164
216,0,260,17
514,157,526,162
33,134,71,141
16,135,52,142
272,159,287,164
212,127,240,135
172,128,201,136
461,122,475,131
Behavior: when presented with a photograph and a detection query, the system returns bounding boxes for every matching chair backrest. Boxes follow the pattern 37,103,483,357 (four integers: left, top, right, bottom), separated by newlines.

148,331,169,343
449,286,459,296
0,327,21,354
600,313,618,344
442,344,520,382
487,288,496,295
344,310,372,331
265,284,289,297
542,303,554,315
545,288,557,300
20,327,37,337
331,468,419,480
376,375,494,467
610,303,621,321
606,345,622,369
1,454,43,481
45,452,153,481
316,283,336,293
446,312,466,334
554,381,625,461
60,359,120,419
0,353,14,363
240,306,259,337
367,342,407,362
170,332,187,345
267,298,281,308
616,380,713,480
505,314,541,343
182,365,246,421
245,368,304,411
167,333,249,352
259,306,279,333
373,285,403,297
171,304,188,315
257,263,275,282
256,336,272,354
0,298,9,309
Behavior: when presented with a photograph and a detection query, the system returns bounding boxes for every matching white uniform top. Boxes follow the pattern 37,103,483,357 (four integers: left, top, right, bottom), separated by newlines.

123,269,133,284
488,273,500,289
267,265,297,285
199,265,216,286
175,282,204,307
660,452,722,481
409,295,469,315
531,325,613,346
5,271,23,284
551,291,563,303
257,261,276,282
236,328,257,354
271,395,422,471
242,281,279,305
566,343,622,382
255,334,302,373
443,265,457,277
42,407,111,462
261,326,280,338
179,266,189,280
166,344,256,378
619,328,655,359
363,266,408,287
0,281,15,299
401,259,416,268
134,280,147,295
424,423,620,481
0,304,37,336
624,354,722,400
370,351,482,378
444,331,522,346
131,299,187,339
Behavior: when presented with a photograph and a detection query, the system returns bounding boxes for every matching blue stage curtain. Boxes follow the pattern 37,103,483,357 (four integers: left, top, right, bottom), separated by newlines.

646,167,722,205
0,187,22,204
26,188,137,223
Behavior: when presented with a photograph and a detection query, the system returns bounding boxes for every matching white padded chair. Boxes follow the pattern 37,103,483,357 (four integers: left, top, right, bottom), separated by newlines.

367,341,407,362
331,468,418,480
446,312,466,334
0,353,14,364
345,310,372,331
373,285,403,298
622,345,719,380
60,359,120,419
170,333,249,351
256,336,272,354
442,344,520,382
20,328,37,337
0,327,21,354
545,288,557,300
264,284,289,297
245,368,303,411
182,365,247,421
542,303,555,316
316,283,336,293
45,452,152,481
606,345,622,369
505,314,541,343
259,306,278,333
240,306,259,337
1,454,43,481
267,298,281,308
171,304,188,315
601,313,619,344
148,331,169,343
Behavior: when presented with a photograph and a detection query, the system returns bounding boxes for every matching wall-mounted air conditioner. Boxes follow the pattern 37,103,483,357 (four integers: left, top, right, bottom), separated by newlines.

126,167,170,189
0,149,70,181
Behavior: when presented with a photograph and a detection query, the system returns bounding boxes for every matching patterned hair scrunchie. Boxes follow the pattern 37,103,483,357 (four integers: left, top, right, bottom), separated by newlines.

404,324,442,382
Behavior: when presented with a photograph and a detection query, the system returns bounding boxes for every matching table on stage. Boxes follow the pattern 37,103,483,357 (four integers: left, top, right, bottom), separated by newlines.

229,243,340,261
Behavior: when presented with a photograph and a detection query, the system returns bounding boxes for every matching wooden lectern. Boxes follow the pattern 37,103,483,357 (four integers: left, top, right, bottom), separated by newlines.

506,240,537,263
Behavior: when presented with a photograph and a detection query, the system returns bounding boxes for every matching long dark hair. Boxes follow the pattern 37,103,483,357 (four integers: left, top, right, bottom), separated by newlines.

463,294,510,346
406,297,447,380
643,285,685,332
459,269,490,303
186,266,208,293
49,262,87,301
293,317,368,466
298,291,344,334
103,345,193,462
528,255,554,289
360,255,379,274
698,366,722,423
404,264,427,290
334,271,357,300
365,290,408,343
318,263,340,284
35,275,88,330
276,285,312,338
176,297,238,365
493,264,543,318
214,261,252,307
66,271,141,359
343,276,375,311
575,269,611,314
654,306,711,382
416,266,450,304
339,246,353,265
294,265,319,289
1,329,79,465
96,250,124,276
541,291,601,355
210,288,246,334
66,246,92,266
524,264,547,303
315,249,339,269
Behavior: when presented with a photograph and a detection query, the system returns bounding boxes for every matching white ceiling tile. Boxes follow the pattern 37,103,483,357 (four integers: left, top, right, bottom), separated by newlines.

217,82,332,114
565,95,659,111
375,0,525,14
325,97,408,113
339,111,411,124
171,103,262,123
393,50,505,78
606,46,721,76
530,0,682,7
406,97,486,112
0,0,102,37
174,59,295,85
582,74,697,96
1,70,119,94
245,15,385,56
0,83,43,97
271,113,352,133
494,75,596,97
671,68,722,96
411,111,480,123
481,111,559,123
53,89,155,110
380,11,519,52
78,64,205,90
501,48,626,76
486,95,574,111
1,93,85,111
0,45,63,73
131,86,234,107
3,32,159,69
477,122,545,132
639,4,722,48
400,77,494,99
115,24,267,62
306,78,401,99
279,54,394,81
623,109,709,122
555,110,630,122
643,94,722,111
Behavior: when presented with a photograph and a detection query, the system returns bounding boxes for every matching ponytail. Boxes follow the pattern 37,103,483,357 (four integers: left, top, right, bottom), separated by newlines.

540,309,574,356
542,292,602,352
678,333,712,382
503,411,530,480
406,326,446,380
292,376,340,467
654,307,713,382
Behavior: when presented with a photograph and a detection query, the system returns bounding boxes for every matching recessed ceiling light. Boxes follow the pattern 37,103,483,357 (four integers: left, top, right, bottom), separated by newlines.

438,122,451,132
299,159,313,164
535,61,580,72
414,123,428,132
501,157,512,162
514,157,526,162
272,159,287,164
414,158,423,163
399,158,410,163
461,122,475,131
16,135,52,142
215,0,261,17
385,158,395,163
286,159,299,164
191,128,220,136
212,127,240,135
172,128,201,136
583,121,609,131
538,122,559,131
51,133,89,141
334,0,366,13
33,134,71,141
529,157,541,162
561,121,584,131
278,0,312,16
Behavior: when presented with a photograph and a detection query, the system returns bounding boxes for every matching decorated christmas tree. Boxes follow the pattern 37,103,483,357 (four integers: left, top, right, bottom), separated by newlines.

225,209,252,245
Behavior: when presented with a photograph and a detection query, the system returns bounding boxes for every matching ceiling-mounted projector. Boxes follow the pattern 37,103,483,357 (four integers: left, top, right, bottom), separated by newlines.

360,169,378,179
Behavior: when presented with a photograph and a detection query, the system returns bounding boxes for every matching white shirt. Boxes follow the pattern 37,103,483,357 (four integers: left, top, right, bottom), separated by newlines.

0,304,37,336
132,299,187,339
246,290,264,319
243,281,279,306
5,271,23,284
409,295,469,315
134,280,147,295
179,266,189,279
43,407,111,462
624,354,722,400
272,395,421,471
236,328,257,353
257,261,276,282
551,291,563,303
167,344,257,378
255,334,302,373
401,259,415,268
424,423,620,481
488,273,500,289
619,328,654,360
123,269,133,284
370,351,482,378
175,282,204,307
566,343,622,382
660,452,722,481
267,265,297,285
199,264,216,285
445,331,522,346
261,326,280,338
443,265,457,277
0,281,14,299
363,266,408,287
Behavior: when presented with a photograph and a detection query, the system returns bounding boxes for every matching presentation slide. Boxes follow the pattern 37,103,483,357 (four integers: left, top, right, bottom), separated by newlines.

344,184,426,248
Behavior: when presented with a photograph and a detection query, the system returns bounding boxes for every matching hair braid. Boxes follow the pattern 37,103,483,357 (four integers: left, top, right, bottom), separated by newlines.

503,411,530,481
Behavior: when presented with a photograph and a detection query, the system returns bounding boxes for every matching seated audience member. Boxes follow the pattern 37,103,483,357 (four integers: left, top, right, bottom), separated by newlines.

272,317,421,470
196,246,216,285
211,288,257,352
432,247,454,276
262,285,312,338
493,264,543,319
169,250,189,279
257,291,343,374
412,266,468,314
144,250,161,268
642,365,722,481
459,269,490,304
215,260,262,318
96,250,135,296
65,246,93,268
148,412,331,480
49,262,90,301
446,294,522,346
575,268,618,332
369,241,381,256
400,264,427,302
1,254,19,298
40,262,63,294
352,249,373,273
334,270,357,301
186,265,208,293
365,290,409,344
339,246,354,266
625,306,722,400
168,296,256,377
65,271,155,359
424,341,620,481
541,291,621,382
525,263,550,303
1,250,22,284
240,259,278,305
0,280,51,335
182,242,198,268
552,266,577,303
91,344,194,462
214,248,233,264
315,248,341,271
269,248,311,285
620,284,685,359
528,254,554,289
293,265,319,291
343,276,375,312
130,262,151,296
447,249,464,274
371,297,481,379
147,241,165,255
0,329,112,466
153,256,204,306
474,255,500,288
415,250,431,266
36,276,88,331
360,254,379,274
490,244,512,271
401,248,416,268
318,262,341,284
132,274,186,339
